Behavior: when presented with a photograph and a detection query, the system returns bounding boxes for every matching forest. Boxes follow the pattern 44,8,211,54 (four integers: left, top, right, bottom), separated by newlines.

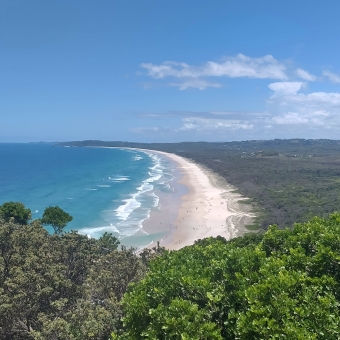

2,202,340,339
0,202,164,339
58,139,340,230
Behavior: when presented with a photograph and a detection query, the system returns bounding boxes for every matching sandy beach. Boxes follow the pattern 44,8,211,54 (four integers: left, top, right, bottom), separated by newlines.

142,150,256,251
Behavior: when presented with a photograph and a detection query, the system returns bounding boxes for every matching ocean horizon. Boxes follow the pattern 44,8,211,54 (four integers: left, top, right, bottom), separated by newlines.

0,143,176,249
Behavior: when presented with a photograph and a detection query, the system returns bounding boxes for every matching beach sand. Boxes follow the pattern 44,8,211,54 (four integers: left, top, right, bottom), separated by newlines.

142,150,256,250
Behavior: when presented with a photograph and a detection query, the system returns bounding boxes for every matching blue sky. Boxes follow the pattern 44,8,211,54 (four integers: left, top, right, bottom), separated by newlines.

1,0,340,142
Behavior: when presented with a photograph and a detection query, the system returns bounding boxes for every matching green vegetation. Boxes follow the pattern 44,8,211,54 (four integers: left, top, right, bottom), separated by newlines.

0,204,162,340
118,214,340,339
41,205,73,235
97,231,122,254
0,201,32,224
59,139,340,229
2,201,340,338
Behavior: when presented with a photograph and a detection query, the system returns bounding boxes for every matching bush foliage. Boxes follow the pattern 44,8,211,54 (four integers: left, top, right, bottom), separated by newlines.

0,201,32,224
2,201,340,339
0,212,149,339
119,213,340,339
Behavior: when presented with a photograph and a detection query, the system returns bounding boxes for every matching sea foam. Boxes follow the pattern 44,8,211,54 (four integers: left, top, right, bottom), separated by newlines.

76,149,175,243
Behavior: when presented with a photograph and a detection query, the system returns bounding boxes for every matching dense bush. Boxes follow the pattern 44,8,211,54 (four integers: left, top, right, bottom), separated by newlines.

0,201,32,224
3,200,340,339
0,215,147,340
118,213,340,339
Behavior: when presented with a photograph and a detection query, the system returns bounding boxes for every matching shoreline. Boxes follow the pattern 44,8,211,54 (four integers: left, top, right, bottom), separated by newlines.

89,146,256,250
139,149,256,250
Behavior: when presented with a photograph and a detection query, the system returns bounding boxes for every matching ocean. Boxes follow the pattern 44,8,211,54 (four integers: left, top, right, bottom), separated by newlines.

0,143,176,249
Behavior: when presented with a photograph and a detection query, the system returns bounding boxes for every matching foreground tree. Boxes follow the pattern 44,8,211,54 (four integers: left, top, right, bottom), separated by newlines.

118,214,340,339
41,206,73,235
0,201,31,224
97,232,120,254
0,215,147,340
4,199,340,339
0,219,66,339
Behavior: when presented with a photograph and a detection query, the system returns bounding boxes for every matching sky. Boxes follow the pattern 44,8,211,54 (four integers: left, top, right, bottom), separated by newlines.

1,0,340,142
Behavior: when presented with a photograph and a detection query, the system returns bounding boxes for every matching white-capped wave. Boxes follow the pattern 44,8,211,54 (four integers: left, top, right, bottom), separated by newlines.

110,151,165,236
78,223,120,238
133,156,143,161
85,188,98,191
109,176,130,182
79,149,174,243
98,184,111,188
116,197,141,220
146,153,165,184
150,192,160,207
136,182,153,192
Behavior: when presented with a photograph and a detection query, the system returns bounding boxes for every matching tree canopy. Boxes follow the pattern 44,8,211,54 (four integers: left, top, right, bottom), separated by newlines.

0,201,31,224
97,232,121,254
41,206,73,234
2,199,340,339
0,217,150,340
119,213,340,339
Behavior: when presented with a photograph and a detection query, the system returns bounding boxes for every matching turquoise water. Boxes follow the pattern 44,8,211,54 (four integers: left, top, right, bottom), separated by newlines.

0,143,175,248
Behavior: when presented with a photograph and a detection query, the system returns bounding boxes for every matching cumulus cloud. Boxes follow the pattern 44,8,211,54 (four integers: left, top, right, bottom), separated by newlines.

133,55,340,138
271,111,329,126
131,97,340,139
268,82,305,98
296,68,316,81
170,79,222,90
268,83,340,131
141,54,288,80
323,70,340,83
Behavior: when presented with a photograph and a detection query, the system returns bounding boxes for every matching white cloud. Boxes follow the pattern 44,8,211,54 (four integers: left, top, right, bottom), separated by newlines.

271,111,328,126
131,99,339,139
170,79,222,90
272,112,309,125
134,54,340,137
287,92,340,106
141,54,288,80
296,68,316,81
268,82,304,98
267,86,340,131
312,110,330,116
323,70,340,83
179,117,254,131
